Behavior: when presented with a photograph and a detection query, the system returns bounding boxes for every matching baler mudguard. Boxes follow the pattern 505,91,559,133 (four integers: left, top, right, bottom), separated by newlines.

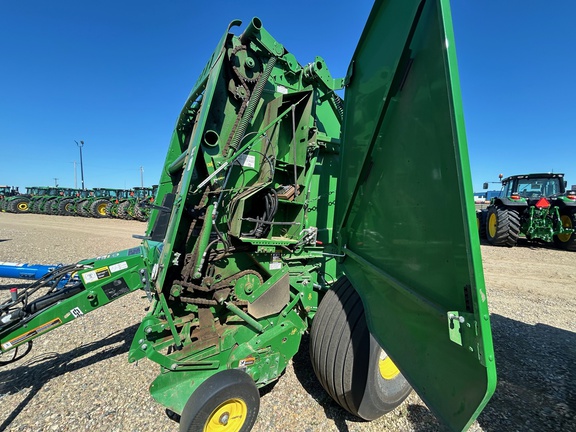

336,1,496,430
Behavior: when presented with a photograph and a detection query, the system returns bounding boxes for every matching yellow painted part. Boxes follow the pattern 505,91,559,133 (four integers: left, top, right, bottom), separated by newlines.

379,349,400,380
97,203,107,215
203,398,247,432
18,202,29,211
488,212,497,238
557,215,573,242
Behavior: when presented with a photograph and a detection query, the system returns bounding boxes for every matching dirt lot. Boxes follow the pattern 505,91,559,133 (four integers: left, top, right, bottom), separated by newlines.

0,213,574,431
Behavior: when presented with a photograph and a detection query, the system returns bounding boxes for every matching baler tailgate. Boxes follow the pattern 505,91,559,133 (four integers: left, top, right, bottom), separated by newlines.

336,0,496,430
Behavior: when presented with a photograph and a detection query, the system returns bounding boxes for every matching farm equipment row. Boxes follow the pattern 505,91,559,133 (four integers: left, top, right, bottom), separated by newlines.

0,186,157,221
1,2,497,432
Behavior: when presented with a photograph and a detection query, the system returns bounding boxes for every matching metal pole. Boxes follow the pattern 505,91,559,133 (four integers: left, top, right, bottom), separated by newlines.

53,178,59,187
73,161,77,189
140,166,144,187
75,140,85,190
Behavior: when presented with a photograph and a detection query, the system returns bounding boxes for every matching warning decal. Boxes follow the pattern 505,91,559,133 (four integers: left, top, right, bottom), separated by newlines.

82,266,111,284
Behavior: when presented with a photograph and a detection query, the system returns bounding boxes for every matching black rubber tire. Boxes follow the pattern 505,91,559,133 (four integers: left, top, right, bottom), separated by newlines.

43,198,57,215
90,199,110,218
10,198,30,213
105,201,116,217
58,198,75,216
31,200,42,213
553,208,576,251
76,200,90,217
133,204,148,221
485,205,521,247
179,369,260,432
118,200,134,220
310,277,412,421
477,210,488,239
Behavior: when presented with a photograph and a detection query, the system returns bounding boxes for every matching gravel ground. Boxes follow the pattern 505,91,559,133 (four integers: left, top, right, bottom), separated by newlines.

0,213,574,431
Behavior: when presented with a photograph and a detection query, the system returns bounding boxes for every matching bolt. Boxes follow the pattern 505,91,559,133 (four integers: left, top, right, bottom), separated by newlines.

141,277,147,283
141,344,148,350
219,412,230,425
171,363,177,370
145,327,152,334
140,269,145,274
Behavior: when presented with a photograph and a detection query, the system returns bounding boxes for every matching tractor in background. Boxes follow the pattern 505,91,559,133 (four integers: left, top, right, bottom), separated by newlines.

104,189,132,218
115,186,156,221
74,188,121,218
0,186,22,212
479,173,576,250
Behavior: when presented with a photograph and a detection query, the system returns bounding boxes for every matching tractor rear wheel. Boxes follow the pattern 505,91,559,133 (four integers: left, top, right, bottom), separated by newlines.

90,199,110,218
553,209,576,251
476,210,487,239
44,199,57,215
310,277,412,420
58,199,75,216
76,200,90,217
486,205,521,247
118,201,133,220
179,369,259,432
11,198,30,213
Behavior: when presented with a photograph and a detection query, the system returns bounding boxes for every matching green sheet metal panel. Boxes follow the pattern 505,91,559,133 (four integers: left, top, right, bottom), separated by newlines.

336,0,496,430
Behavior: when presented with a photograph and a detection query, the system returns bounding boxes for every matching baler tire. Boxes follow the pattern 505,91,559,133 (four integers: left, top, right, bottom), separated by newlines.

553,209,576,251
486,205,520,247
310,277,412,421
178,369,259,432
90,199,110,218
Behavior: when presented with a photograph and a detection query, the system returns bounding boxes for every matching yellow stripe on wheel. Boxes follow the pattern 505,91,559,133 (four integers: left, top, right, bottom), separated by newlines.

379,349,400,380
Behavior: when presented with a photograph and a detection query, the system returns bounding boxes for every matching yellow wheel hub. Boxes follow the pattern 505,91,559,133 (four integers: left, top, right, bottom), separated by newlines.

488,212,497,238
557,215,573,242
379,349,400,380
18,202,28,211
97,203,107,215
204,398,247,432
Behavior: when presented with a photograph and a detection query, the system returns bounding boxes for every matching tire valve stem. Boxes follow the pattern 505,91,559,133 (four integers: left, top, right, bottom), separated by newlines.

10,287,18,302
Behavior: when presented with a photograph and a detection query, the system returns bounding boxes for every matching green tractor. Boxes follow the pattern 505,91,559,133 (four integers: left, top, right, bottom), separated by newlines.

39,188,80,215
104,189,132,218
479,173,576,250
0,186,22,212
75,188,121,218
26,187,55,214
116,186,155,221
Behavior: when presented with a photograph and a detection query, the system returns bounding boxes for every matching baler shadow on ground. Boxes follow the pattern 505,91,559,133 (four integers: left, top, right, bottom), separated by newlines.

0,323,139,431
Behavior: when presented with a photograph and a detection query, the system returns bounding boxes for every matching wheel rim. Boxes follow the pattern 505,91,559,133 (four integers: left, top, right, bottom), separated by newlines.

203,398,247,432
557,215,573,242
488,212,497,238
378,349,400,380
18,202,28,211
97,203,107,215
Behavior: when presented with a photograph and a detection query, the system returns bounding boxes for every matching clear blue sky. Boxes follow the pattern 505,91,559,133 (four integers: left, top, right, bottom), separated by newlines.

1,0,575,192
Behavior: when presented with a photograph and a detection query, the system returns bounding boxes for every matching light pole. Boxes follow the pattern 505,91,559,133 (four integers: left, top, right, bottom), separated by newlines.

75,140,85,190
